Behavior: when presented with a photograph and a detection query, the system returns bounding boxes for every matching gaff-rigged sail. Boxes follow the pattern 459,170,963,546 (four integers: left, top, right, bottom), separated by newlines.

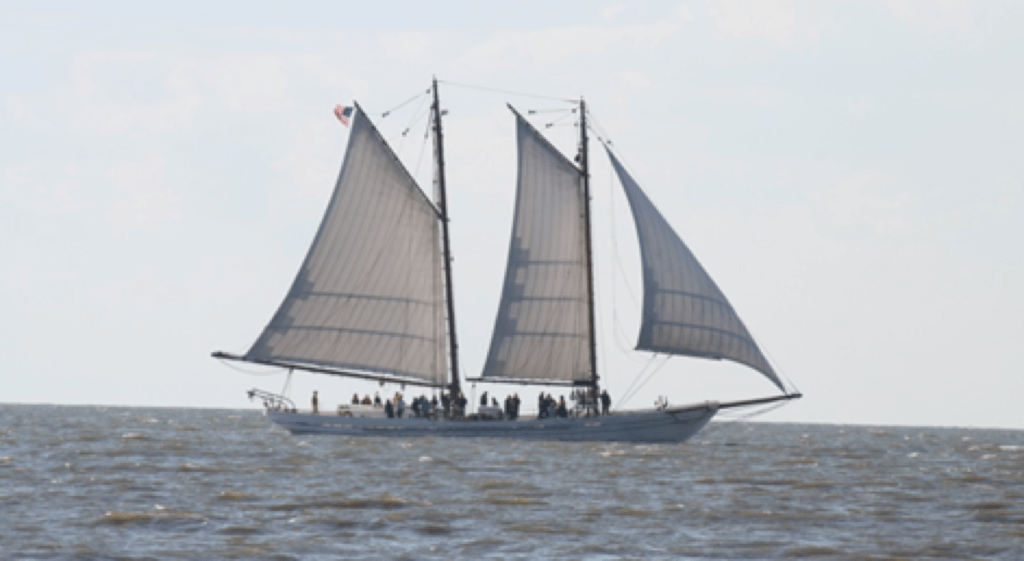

245,107,449,385
481,109,593,384
606,148,784,392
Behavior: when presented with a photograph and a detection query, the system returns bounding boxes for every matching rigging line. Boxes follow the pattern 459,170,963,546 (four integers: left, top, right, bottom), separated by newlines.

528,108,577,115
761,344,800,395
281,370,293,398
618,366,649,407
617,354,658,407
606,231,640,354
606,159,640,309
606,251,632,352
216,358,286,377
584,110,615,149
610,307,631,353
595,285,610,397
543,110,578,128
412,107,432,178
606,160,644,358
439,79,577,103
392,94,431,156
622,354,661,402
717,400,790,421
587,110,647,187
378,88,431,118
590,122,614,150
621,355,670,407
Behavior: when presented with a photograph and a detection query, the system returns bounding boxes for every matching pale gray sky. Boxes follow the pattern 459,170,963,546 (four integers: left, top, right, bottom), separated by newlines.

2,1,1022,429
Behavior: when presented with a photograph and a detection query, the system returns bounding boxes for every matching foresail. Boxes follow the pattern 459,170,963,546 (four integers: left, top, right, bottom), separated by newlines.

246,108,448,385
607,148,784,391
481,110,592,384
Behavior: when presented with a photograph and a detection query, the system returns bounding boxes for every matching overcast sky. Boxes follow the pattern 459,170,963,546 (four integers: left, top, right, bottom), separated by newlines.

2,1,1022,430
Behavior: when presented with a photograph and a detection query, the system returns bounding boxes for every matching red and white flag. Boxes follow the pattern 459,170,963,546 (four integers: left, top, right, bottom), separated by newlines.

334,105,353,126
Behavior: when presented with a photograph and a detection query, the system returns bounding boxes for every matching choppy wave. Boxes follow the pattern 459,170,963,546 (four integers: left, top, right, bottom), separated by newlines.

1,404,1021,559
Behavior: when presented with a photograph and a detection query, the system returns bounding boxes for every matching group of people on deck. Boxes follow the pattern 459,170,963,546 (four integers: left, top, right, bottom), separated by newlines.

380,391,470,420
314,387,612,419
537,394,568,419
477,391,522,420
351,393,382,407
382,393,436,419
537,389,612,418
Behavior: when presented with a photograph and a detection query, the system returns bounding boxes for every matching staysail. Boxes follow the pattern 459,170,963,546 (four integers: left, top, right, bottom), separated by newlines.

245,107,449,385
607,148,784,391
481,109,593,384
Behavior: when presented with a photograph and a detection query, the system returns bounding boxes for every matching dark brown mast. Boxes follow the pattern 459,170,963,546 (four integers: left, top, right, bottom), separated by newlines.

579,98,600,414
432,77,462,399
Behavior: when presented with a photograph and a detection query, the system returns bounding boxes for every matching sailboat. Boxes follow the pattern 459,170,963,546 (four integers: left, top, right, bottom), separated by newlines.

213,79,801,442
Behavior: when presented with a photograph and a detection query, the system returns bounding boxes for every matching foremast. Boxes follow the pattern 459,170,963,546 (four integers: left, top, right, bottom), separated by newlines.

431,77,462,399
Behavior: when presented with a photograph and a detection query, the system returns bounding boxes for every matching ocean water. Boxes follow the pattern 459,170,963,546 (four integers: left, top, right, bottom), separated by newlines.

1,405,1022,560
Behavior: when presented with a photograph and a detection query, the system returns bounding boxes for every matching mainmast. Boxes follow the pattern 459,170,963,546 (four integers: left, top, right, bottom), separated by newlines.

579,98,600,411
432,77,462,399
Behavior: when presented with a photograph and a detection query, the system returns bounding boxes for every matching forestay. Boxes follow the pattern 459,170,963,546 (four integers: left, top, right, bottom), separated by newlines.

246,108,448,385
481,110,593,384
607,148,784,391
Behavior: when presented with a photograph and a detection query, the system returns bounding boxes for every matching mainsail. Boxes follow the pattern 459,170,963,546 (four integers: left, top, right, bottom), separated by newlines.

606,148,784,392
245,107,449,385
481,109,593,384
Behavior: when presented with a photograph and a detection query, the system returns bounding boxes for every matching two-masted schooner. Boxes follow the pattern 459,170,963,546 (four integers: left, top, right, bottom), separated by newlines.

213,79,800,442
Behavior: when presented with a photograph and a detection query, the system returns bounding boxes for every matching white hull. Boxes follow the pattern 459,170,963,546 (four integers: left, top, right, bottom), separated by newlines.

264,401,719,443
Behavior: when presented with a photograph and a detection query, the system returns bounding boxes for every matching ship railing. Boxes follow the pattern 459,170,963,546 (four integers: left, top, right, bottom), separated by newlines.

247,388,296,413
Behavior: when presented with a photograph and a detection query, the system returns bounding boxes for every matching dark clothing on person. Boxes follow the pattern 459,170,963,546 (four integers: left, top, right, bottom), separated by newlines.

384,400,394,418
544,394,555,419
480,391,488,407
600,390,611,415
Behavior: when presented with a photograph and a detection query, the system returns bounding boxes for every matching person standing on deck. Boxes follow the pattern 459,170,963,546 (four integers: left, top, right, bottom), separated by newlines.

456,392,467,418
601,390,611,416
311,391,319,414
